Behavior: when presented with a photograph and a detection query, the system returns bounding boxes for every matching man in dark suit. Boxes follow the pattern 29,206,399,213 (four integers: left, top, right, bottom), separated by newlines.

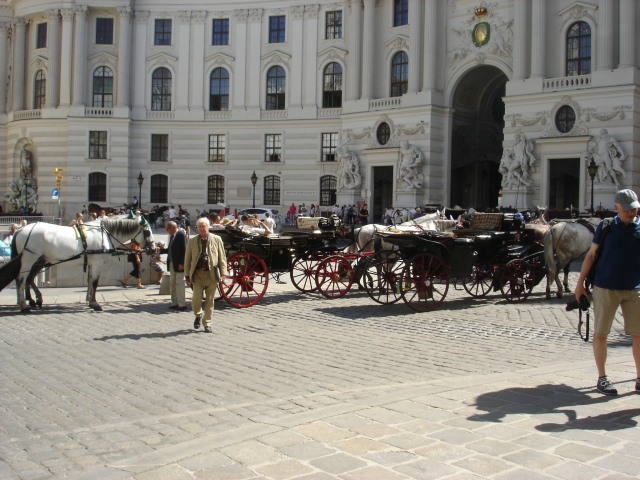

158,221,188,310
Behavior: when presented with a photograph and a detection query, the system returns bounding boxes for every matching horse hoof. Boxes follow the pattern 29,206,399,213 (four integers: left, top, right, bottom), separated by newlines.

92,305,103,311
20,308,31,314
28,300,36,307
36,300,43,308
556,292,563,299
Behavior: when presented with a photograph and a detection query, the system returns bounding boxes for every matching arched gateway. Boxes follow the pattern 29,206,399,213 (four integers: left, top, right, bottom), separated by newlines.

450,66,508,210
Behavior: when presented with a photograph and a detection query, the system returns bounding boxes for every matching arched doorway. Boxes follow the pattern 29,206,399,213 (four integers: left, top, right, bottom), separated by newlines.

450,66,507,209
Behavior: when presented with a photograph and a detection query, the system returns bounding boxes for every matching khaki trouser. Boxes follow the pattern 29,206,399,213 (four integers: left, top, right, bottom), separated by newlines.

169,263,186,308
191,270,217,327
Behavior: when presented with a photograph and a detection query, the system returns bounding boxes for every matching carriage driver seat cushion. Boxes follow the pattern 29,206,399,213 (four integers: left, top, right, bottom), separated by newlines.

469,213,504,231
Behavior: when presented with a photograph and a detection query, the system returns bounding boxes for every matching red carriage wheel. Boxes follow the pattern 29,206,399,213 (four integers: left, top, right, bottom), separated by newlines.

463,262,494,297
363,251,404,304
290,253,324,292
500,259,535,302
401,253,449,312
220,252,269,308
315,255,354,299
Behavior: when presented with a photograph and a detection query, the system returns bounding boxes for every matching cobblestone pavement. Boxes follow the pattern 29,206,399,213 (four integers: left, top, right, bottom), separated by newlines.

0,272,639,480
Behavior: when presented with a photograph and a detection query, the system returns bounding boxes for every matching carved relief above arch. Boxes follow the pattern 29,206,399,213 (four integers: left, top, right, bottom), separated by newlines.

541,95,588,137
261,50,291,71
30,55,48,73
87,52,118,74
146,52,178,75
385,35,409,60
205,52,235,75
317,46,347,71
558,1,597,31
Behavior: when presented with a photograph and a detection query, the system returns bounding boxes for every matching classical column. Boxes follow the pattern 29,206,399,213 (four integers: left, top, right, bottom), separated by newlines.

422,0,437,91
59,9,74,106
45,9,61,108
618,0,636,69
190,11,206,110
0,23,10,113
596,0,614,71
72,6,87,106
512,0,527,80
233,10,248,110
529,0,545,78
360,0,375,99
289,6,304,109
116,7,132,107
346,0,362,101
407,0,422,93
12,19,26,111
176,11,191,110
247,9,262,109
303,5,319,108
131,11,149,111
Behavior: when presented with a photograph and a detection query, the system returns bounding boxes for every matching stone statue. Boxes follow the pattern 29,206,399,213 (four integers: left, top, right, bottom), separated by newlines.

337,146,361,190
4,181,21,212
20,146,33,179
4,145,39,213
397,141,424,189
501,133,536,188
593,129,626,186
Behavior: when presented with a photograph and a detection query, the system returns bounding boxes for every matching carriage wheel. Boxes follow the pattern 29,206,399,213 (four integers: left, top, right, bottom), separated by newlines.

290,253,324,292
315,255,354,299
363,251,405,304
499,259,535,302
463,262,494,298
220,252,269,308
401,253,449,312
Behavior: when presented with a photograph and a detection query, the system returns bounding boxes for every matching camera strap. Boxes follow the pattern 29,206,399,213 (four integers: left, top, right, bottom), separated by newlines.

577,308,589,342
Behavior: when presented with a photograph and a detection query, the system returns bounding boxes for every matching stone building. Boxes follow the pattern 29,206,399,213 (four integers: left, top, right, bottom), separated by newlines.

0,0,638,222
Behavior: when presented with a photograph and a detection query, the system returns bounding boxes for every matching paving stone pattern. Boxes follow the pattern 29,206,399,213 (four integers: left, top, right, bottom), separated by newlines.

0,274,638,480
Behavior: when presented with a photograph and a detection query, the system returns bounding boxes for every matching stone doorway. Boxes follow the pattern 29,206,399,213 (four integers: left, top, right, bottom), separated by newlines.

372,166,394,224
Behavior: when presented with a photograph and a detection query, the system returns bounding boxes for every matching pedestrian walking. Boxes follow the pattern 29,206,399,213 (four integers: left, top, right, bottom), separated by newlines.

120,240,145,289
184,218,228,333
575,189,640,395
358,204,369,225
157,221,188,311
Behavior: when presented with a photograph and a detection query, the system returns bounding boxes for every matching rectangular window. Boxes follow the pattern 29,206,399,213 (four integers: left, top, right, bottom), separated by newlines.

96,18,114,44
394,0,409,27
265,134,282,162
212,19,229,45
325,11,342,39
269,15,286,43
321,133,338,162
36,23,47,49
264,176,281,205
208,134,226,162
154,19,172,46
88,173,107,202
151,134,169,162
89,131,108,159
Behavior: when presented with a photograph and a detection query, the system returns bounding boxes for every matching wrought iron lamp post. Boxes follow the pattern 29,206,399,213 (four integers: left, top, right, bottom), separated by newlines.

587,159,598,215
250,171,258,208
137,172,144,211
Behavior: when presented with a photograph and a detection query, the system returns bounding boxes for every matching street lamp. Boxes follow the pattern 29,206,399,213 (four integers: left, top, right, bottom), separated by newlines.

137,172,144,211
250,171,258,208
587,159,598,215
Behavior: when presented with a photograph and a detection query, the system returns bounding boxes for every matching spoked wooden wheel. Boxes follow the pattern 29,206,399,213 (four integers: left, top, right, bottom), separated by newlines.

401,253,449,312
500,259,535,302
220,252,269,308
315,255,354,299
290,253,325,292
363,251,405,304
463,262,494,298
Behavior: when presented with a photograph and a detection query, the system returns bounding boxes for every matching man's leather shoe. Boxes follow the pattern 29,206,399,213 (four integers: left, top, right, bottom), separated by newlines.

194,317,201,329
176,306,187,311
204,326,212,333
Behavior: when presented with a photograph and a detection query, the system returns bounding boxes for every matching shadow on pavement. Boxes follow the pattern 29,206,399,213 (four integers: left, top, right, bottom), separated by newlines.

468,383,639,431
94,329,194,341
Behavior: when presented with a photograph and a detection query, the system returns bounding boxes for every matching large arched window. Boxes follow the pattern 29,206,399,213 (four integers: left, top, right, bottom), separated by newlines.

266,66,286,110
566,21,591,76
151,67,172,111
150,174,168,204
34,70,46,109
390,51,408,97
209,68,229,111
88,172,107,202
320,176,337,206
92,66,113,108
207,175,225,204
264,175,281,205
322,62,342,108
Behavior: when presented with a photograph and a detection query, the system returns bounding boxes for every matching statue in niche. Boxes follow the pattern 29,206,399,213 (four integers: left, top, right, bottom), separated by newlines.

4,145,39,213
337,146,362,190
397,141,424,189
592,129,627,186
500,133,536,188
20,146,33,179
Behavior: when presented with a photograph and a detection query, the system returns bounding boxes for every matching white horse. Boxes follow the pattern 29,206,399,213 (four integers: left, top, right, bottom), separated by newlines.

543,218,600,298
0,217,154,312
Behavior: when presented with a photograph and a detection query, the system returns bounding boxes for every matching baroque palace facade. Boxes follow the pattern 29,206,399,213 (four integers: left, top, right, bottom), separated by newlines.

0,0,638,222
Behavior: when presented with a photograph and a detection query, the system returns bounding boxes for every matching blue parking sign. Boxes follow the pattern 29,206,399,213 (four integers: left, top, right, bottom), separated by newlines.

52,188,59,199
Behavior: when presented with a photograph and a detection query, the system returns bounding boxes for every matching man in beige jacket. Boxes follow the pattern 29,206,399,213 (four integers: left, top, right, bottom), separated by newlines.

184,217,228,333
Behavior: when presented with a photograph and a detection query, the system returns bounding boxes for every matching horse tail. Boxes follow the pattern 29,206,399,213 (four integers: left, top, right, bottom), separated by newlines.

543,226,557,278
0,253,22,292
